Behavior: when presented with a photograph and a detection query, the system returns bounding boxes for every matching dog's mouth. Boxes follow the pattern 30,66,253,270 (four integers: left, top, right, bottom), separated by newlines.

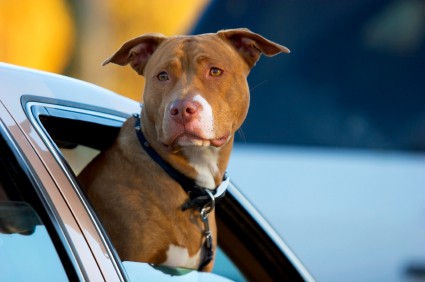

164,132,230,149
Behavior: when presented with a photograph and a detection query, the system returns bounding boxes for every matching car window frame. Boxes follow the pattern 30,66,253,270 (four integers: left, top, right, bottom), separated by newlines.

22,95,129,281
0,118,82,281
22,95,313,281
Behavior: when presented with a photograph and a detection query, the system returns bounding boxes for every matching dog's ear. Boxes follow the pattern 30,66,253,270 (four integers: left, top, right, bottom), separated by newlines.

102,33,167,75
217,28,290,68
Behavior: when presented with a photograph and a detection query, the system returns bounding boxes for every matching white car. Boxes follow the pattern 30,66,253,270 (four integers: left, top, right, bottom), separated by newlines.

0,62,313,281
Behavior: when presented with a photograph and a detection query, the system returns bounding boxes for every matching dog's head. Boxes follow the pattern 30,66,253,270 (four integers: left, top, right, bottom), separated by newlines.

103,28,289,151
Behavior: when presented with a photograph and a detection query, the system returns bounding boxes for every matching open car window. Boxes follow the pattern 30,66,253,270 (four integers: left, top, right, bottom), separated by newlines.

23,96,308,281
24,97,248,281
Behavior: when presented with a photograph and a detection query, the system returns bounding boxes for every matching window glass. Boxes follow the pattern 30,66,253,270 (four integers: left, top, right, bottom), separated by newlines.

0,134,70,281
214,248,246,281
0,202,68,281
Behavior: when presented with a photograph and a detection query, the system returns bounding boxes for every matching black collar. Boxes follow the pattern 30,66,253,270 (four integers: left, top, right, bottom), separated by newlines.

133,114,228,211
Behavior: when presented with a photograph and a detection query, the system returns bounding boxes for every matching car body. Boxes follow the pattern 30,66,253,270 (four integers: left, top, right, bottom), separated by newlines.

0,62,314,281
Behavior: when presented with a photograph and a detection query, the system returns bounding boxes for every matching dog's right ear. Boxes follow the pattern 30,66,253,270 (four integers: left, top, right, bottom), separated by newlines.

217,28,290,69
102,33,167,75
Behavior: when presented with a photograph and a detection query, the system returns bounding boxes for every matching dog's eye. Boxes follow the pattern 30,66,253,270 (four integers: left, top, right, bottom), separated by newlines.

209,67,223,77
157,71,169,81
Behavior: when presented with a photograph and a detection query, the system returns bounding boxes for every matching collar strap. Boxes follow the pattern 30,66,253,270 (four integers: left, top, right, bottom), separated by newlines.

133,114,228,211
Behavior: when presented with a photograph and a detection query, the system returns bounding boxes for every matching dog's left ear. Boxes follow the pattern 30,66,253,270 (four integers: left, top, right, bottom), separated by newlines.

102,33,167,75
218,28,290,68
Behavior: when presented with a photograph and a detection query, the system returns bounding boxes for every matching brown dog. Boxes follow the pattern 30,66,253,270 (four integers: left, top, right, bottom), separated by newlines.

78,28,289,271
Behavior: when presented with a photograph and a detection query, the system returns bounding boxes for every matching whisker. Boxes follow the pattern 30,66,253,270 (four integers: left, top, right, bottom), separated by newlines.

236,128,247,143
249,80,270,93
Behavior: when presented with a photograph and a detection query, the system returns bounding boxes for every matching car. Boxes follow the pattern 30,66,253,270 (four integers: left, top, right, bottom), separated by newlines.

0,62,314,281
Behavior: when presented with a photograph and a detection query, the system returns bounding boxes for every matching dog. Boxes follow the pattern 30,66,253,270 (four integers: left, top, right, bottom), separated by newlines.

78,28,289,271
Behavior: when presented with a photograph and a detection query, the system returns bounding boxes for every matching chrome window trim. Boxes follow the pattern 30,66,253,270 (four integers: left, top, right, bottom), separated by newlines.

24,101,128,282
0,119,85,281
27,102,127,123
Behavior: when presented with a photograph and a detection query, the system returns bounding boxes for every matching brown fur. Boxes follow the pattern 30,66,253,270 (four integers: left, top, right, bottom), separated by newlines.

78,29,288,271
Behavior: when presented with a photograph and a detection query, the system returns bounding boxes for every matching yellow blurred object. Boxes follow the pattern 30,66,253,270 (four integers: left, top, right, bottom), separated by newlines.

107,0,209,37
0,0,75,73
75,0,210,101
0,0,210,101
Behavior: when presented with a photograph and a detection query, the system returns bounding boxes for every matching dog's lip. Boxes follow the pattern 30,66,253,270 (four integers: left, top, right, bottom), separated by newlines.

165,132,230,148
210,133,230,147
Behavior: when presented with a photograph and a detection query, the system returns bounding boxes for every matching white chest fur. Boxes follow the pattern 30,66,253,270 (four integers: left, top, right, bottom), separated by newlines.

162,244,202,269
183,146,219,189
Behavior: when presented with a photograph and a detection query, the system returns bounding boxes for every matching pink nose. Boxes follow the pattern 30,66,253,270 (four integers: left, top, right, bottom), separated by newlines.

169,99,200,123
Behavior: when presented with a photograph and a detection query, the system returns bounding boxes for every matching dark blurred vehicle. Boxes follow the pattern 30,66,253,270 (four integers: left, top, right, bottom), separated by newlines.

194,0,425,150
192,1,425,281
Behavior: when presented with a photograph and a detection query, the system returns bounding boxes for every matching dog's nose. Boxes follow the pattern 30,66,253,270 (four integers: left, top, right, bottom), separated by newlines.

169,99,200,122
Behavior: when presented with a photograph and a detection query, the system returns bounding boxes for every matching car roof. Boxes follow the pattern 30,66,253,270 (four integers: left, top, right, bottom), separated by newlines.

0,62,140,115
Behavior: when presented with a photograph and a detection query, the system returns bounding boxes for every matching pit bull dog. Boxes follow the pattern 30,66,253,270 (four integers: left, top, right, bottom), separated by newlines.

78,28,289,271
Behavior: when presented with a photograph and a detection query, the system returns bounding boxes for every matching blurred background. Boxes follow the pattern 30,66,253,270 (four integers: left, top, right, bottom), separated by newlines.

0,0,209,101
2,1,425,281
2,0,425,150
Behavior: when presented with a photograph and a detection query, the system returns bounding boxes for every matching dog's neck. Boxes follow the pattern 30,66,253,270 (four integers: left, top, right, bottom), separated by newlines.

181,146,220,189
140,116,232,189
156,139,233,189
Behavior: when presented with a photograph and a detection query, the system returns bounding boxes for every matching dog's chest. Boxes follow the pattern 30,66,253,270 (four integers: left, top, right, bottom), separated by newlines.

183,146,219,189
162,244,202,269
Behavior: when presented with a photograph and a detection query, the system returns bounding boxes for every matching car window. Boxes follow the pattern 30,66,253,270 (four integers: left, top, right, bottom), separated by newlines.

0,202,68,281
0,129,78,281
27,100,249,281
